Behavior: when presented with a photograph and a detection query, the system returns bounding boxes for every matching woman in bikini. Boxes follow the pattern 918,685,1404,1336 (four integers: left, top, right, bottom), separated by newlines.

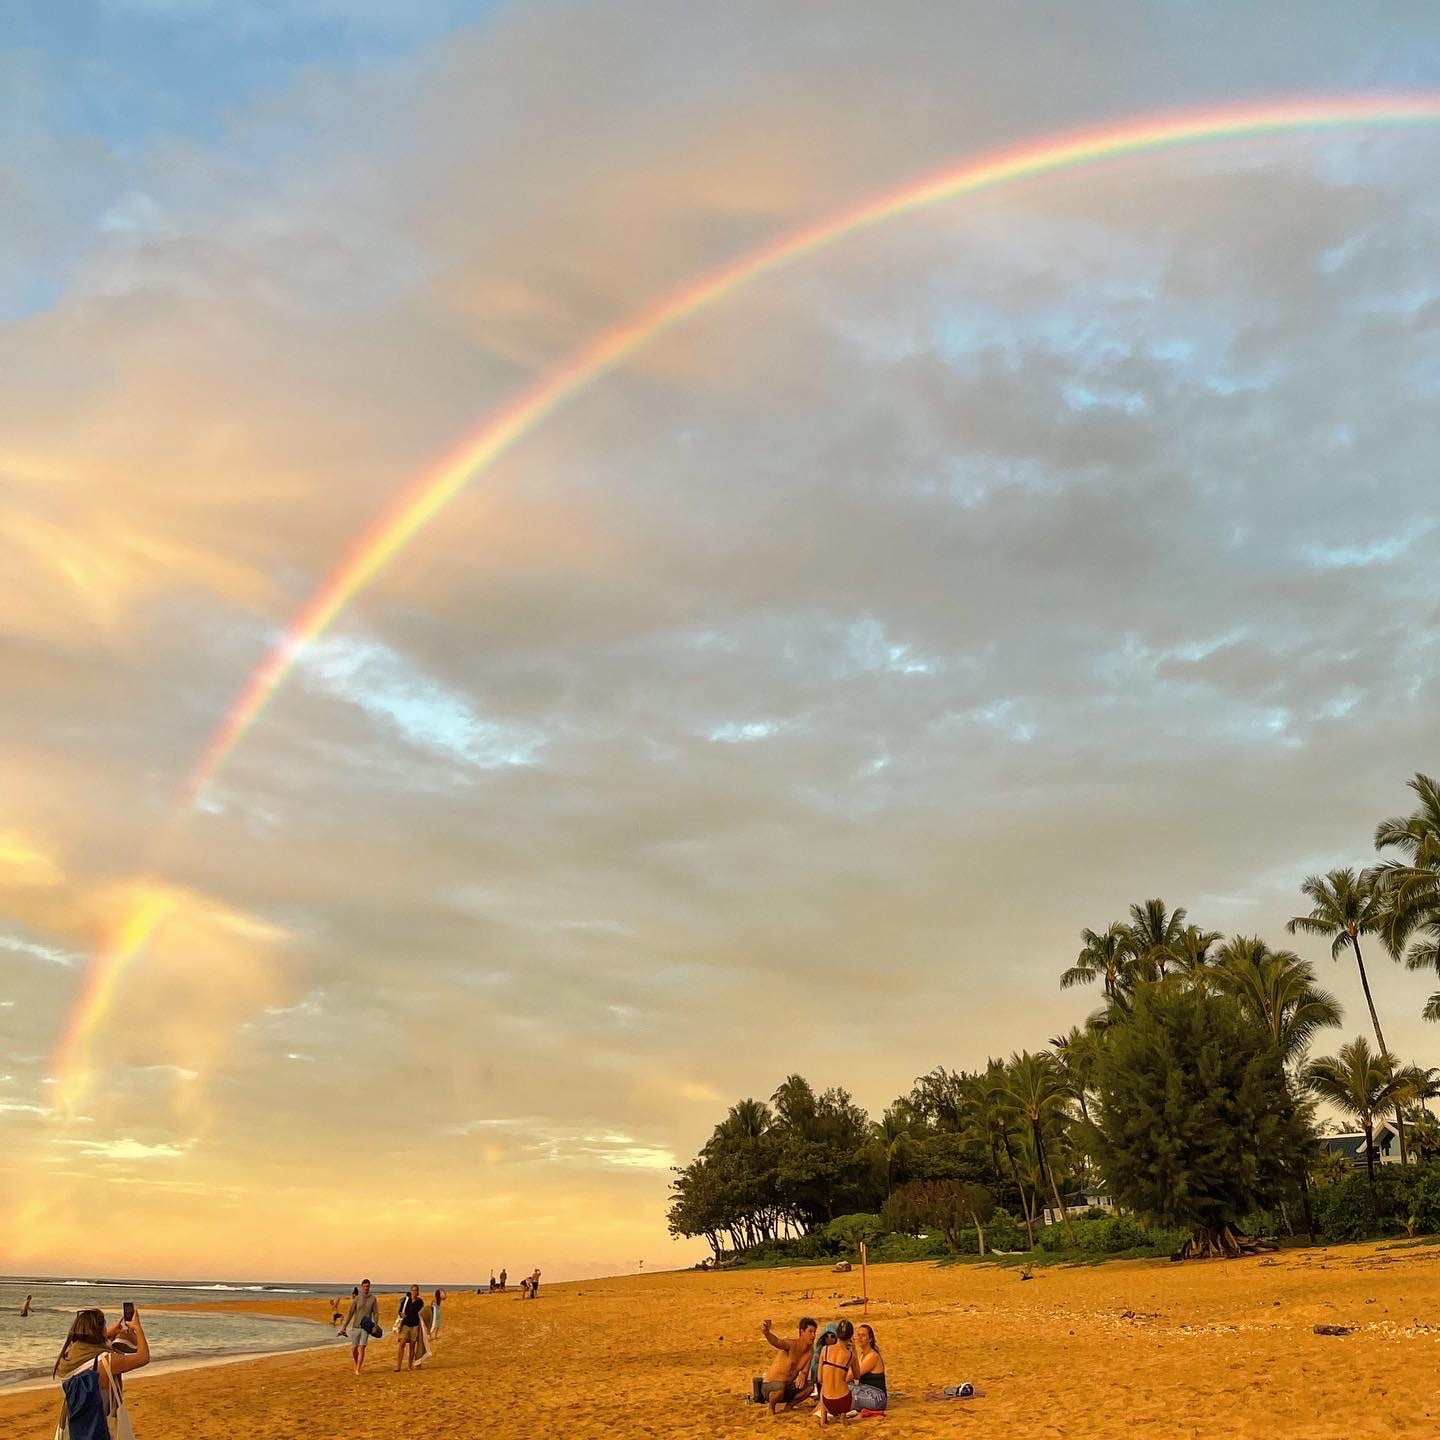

849,1323,887,1413
817,1317,855,1423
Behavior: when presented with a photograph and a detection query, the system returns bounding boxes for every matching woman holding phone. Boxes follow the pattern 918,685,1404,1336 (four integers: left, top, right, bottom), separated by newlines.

53,1303,150,1436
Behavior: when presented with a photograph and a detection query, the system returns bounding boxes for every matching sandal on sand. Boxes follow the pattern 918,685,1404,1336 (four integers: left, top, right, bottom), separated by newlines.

942,1383,976,1398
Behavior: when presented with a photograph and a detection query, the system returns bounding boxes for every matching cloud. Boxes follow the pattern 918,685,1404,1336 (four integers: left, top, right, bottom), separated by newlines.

4,0,1440,1279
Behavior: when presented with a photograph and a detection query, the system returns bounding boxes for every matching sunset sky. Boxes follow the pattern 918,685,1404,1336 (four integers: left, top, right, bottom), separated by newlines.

3,0,1440,1283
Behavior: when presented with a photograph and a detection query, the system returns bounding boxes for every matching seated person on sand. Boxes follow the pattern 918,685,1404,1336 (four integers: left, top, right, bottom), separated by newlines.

816,1318,855,1424
759,1316,817,1415
848,1323,886,1414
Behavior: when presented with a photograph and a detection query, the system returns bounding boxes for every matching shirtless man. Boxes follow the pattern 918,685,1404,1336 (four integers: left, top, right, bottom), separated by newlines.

759,1316,817,1416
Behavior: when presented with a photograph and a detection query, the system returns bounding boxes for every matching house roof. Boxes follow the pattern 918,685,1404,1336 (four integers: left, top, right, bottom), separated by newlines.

1320,1133,1367,1161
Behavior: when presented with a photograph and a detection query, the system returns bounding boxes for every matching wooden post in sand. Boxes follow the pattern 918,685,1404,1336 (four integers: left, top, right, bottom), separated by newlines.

860,1241,869,1313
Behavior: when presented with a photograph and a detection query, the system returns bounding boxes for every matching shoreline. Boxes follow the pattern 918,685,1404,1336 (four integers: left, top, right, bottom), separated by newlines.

0,1311,343,1395
1,1334,344,1395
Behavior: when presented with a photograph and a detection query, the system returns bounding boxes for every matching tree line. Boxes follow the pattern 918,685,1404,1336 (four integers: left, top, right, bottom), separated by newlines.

668,772,1440,1263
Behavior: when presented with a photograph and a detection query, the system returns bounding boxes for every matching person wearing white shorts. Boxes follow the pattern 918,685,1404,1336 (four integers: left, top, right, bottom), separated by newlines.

339,1279,381,1375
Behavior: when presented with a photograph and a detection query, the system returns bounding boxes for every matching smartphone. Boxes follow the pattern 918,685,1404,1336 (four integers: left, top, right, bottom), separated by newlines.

122,1301,135,1323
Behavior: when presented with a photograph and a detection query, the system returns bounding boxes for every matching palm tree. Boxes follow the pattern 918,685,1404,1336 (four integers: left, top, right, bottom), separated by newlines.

716,1097,771,1143
1374,772,1440,857
770,1074,818,1135
1372,774,1440,1019
1287,867,1406,1158
1213,936,1342,1066
971,1061,1037,1248
871,1105,914,1199
1049,1025,1099,1121
1286,869,1390,1059
1061,923,1136,997
996,1051,1077,1244
1128,899,1188,982
1305,1038,1411,1188
1171,924,1225,994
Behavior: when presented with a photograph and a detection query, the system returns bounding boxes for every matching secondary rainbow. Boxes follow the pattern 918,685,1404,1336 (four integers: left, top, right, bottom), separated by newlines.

51,93,1440,1104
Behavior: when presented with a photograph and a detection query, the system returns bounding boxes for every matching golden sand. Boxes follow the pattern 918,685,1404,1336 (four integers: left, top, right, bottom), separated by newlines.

7,1243,1440,1437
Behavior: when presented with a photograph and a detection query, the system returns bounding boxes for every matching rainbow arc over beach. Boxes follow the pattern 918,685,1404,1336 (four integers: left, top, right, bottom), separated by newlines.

49,92,1440,1104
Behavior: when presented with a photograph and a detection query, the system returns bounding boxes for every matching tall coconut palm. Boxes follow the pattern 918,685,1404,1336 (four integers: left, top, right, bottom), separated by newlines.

1305,1038,1411,1188
1061,923,1136,997
1288,868,1408,1159
972,1060,1037,1248
996,1051,1077,1244
1286,869,1390,1059
1214,936,1342,1066
1171,924,1225,994
770,1074,818,1135
1372,774,1440,1018
1128,899,1188,982
1374,773,1440,858
716,1097,771,1143
1049,1025,1100,1121
871,1105,914,1199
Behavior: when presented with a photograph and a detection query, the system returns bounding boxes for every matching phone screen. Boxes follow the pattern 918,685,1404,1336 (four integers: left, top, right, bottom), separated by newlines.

122,1302,135,1322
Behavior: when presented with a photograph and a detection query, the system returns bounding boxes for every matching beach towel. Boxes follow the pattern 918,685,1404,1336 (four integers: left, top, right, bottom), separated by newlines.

412,1316,434,1368
54,1355,136,1440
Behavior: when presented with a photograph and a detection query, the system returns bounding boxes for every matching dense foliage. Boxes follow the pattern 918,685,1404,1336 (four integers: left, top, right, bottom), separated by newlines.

1087,985,1308,1256
668,771,1440,1263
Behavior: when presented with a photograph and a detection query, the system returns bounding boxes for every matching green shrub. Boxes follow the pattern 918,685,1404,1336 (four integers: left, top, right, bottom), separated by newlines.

985,1207,1028,1251
1406,1167,1440,1235
823,1213,886,1253
868,1230,948,1263
1091,1216,1150,1253
1312,1174,1381,1241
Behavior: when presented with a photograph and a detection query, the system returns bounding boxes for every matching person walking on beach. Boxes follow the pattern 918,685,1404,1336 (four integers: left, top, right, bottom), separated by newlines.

498,1267,507,1291
430,1288,446,1338
53,1304,150,1436
396,1284,426,1370
338,1279,381,1375
758,1316,817,1415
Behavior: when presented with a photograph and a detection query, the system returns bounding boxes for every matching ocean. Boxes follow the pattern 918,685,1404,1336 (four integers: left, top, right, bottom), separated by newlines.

0,1276,349,1387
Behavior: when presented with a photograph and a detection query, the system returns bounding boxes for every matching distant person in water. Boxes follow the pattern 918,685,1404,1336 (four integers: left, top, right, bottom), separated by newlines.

396,1284,425,1370
430,1288,446,1337
758,1316,817,1415
53,1304,150,1435
817,1318,855,1423
849,1323,887,1413
330,1298,344,1324
20,1295,32,1317
339,1278,381,1375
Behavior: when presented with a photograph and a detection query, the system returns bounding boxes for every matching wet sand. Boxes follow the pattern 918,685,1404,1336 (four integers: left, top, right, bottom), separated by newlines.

6,1242,1440,1438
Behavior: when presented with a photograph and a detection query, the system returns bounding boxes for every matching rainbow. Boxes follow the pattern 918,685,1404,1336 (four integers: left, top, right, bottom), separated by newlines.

50,93,1440,1104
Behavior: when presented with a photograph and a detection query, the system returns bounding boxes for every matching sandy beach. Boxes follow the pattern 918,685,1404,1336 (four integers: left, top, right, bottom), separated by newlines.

6,1243,1440,1437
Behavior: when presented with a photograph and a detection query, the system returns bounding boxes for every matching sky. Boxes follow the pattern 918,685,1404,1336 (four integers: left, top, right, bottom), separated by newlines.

2,0,1440,1283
